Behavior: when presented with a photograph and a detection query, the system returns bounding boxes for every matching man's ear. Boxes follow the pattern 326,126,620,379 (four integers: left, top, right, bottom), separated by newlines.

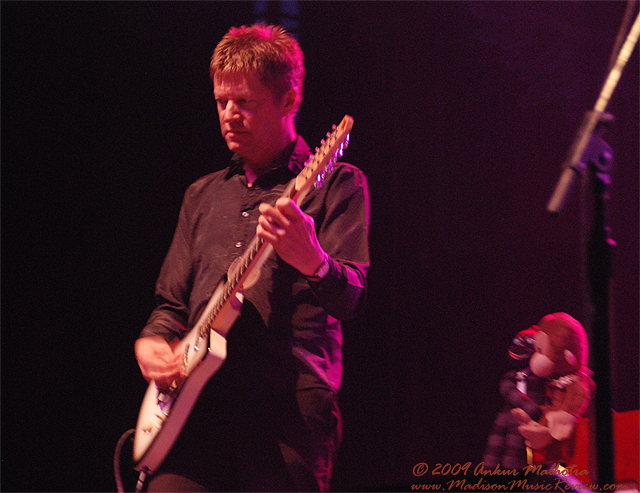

282,88,298,115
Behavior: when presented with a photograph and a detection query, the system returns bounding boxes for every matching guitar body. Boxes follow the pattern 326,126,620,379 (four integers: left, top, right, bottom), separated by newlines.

132,115,354,477
133,282,239,474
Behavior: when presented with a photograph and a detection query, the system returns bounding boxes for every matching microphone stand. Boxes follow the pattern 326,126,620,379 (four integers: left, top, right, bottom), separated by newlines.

546,7,640,487
582,121,615,487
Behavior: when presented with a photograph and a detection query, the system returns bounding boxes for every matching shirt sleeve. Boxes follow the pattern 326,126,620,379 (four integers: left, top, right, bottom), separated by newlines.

138,191,195,342
305,163,370,321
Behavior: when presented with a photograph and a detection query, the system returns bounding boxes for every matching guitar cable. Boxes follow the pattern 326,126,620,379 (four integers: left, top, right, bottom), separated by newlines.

114,428,146,493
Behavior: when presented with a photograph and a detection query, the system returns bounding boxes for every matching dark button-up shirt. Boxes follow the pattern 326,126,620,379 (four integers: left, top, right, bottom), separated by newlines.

140,137,370,398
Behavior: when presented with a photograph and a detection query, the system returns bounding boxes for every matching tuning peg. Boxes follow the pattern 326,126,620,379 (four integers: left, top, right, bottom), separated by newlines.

314,174,323,189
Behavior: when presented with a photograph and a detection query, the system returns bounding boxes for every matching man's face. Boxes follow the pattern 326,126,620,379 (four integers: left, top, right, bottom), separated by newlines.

213,71,289,168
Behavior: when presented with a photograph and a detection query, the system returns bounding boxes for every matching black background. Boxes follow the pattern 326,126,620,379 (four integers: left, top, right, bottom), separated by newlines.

2,2,638,491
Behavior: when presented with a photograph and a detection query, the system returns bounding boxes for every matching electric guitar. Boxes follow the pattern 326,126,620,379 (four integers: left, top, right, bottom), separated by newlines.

133,115,354,476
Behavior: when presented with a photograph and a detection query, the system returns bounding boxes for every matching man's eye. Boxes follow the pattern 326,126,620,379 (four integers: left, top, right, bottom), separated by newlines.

216,99,228,108
240,99,258,108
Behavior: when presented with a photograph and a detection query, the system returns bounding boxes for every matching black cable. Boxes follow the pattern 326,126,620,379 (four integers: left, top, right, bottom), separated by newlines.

114,429,136,493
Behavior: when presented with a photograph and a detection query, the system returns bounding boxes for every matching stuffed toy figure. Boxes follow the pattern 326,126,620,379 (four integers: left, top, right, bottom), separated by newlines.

511,312,595,464
483,326,548,469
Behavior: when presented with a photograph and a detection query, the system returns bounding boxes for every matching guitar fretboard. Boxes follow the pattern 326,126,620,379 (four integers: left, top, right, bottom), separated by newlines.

195,117,352,342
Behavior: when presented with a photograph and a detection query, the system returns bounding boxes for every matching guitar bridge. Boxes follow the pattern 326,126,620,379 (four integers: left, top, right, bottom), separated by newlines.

156,389,174,416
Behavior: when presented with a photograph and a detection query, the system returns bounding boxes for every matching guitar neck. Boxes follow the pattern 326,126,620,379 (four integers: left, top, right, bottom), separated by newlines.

198,115,353,339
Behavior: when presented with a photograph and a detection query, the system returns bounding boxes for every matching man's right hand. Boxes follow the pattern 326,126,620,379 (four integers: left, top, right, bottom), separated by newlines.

135,335,186,389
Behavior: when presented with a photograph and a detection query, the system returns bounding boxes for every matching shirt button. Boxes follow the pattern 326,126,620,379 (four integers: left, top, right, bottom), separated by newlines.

235,242,243,248
241,211,249,218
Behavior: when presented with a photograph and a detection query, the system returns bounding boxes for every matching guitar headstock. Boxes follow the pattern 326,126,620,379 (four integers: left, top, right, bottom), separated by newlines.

294,115,353,202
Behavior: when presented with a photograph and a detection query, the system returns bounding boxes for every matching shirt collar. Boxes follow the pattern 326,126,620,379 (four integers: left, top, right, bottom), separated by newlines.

227,136,311,180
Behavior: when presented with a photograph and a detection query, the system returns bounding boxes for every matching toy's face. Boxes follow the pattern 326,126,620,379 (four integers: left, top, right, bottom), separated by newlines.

530,331,555,378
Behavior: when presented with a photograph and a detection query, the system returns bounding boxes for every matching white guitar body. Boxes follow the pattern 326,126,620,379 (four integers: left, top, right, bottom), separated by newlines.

132,115,354,478
133,283,242,474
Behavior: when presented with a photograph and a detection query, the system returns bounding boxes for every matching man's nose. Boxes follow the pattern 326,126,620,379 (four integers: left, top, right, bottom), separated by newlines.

223,101,241,121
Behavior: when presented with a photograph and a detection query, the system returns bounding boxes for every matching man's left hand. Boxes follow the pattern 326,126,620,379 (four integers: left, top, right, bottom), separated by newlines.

257,197,325,277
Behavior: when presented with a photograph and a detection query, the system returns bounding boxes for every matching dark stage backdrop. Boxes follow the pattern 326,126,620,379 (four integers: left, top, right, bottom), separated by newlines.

2,2,638,492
